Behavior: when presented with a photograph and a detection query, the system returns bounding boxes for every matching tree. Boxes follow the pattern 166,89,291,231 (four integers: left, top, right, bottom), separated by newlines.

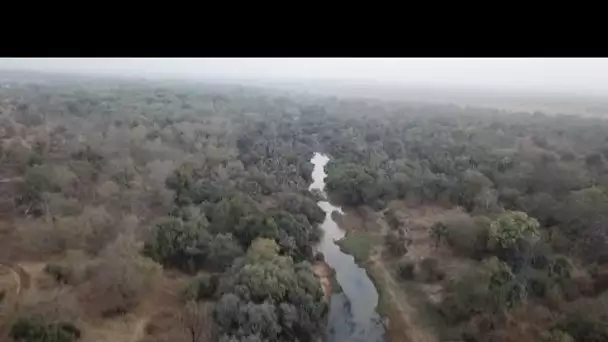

325,163,379,206
10,317,81,342
489,211,540,249
488,211,540,271
206,234,244,271
144,216,211,273
430,221,448,247
214,238,326,341
443,212,488,258
180,301,213,342
87,234,161,316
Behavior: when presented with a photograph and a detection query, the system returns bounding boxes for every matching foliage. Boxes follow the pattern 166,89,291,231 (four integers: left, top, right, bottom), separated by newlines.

10,317,80,342
6,71,608,341
183,274,219,301
144,217,211,273
385,230,408,257
443,212,489,258
214,238,326,342
440,257,524,323
87,234,161,316
556,293,608,342
430,221,448,247
398,260,415,280
489,211,540,249
417,257,445,283
336,231,374,263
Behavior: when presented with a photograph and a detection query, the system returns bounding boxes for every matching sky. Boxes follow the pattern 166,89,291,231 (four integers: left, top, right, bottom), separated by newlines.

1,58,607,95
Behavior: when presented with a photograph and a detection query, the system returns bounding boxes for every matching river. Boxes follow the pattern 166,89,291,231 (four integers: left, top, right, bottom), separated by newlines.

309,152,386,342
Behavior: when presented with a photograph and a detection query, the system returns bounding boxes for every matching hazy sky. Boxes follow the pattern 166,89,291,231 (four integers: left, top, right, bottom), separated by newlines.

1,58,607,95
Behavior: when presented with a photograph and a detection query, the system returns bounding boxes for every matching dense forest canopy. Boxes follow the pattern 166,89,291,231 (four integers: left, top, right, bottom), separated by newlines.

1,72,608,342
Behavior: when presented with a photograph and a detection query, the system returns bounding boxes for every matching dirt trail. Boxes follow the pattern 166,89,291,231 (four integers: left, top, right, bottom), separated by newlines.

129,317,149,342
0,262,31,299
0,261,32,341
369,253,437,342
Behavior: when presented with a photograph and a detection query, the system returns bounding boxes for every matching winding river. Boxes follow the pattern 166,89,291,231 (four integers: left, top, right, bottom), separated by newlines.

309,153,386,342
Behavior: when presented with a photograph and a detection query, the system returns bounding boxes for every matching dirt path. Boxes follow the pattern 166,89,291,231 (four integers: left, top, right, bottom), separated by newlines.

129,317,149,342
369,254,437,342
0,261,32,341
0,262,31,299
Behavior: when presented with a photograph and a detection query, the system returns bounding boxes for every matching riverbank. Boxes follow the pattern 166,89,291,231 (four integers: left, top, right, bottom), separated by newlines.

312,260,333,302
333,205,442,342
309,152,385,342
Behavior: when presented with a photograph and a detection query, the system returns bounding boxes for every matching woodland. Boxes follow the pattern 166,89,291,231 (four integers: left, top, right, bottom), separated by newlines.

1,73,608,342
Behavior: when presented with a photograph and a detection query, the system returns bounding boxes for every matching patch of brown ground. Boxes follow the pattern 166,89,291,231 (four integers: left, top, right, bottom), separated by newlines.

0,256,195,342
339,201,477,342
81,269,190,342
312,260,332,302
0,261,33,340
368,254,438,342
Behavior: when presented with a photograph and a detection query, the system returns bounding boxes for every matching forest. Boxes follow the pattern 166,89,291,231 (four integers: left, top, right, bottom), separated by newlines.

0,71,608,342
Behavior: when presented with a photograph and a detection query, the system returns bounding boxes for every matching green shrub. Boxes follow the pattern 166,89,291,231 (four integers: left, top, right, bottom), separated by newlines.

183,274,219,301
314,252,325,263
557,312,608,342
430,221,448,247
417,257,444,283
555,292,608,342
336,231,373,263
541,330,575,342
440,257,523,323
44,264,72,285
527,271,552,298
398,261,415,280
385,231,408,257
444,213,488,258
10,317,81,342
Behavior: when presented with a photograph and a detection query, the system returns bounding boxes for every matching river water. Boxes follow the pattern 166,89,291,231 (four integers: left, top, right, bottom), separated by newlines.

309,153,386,342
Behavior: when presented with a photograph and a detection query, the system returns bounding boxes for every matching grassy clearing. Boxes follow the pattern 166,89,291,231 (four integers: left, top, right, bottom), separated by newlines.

380,257,456,341
336,230,376,263
366,260,392,317
399,281,455,340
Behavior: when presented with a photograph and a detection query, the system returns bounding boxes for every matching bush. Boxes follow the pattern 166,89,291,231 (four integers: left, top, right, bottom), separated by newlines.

336,231,373,263
417,257,445,283
440,257,522,323
556,295,608,342
314,252,325,263
183,274,219,301
144,216,211,273
385,231,408,257
10,317,81,342
443,212,488,258
527,271,552,298
541,330,575,342
87,235,161,316
42,250,89,286
430,221,448,247
44,264,72,285
397,261,415,280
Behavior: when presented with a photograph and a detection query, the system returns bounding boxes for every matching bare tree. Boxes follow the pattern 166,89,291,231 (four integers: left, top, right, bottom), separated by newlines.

179,301,213,342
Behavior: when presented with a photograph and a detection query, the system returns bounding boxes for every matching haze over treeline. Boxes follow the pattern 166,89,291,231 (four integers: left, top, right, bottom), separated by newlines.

3,58,608,118
2,58,608,96
3,59,608,342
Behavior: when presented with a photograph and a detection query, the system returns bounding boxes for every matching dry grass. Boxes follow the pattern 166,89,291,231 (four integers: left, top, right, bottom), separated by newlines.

1,256,192,342
337,201,479,342
81,269,190,342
